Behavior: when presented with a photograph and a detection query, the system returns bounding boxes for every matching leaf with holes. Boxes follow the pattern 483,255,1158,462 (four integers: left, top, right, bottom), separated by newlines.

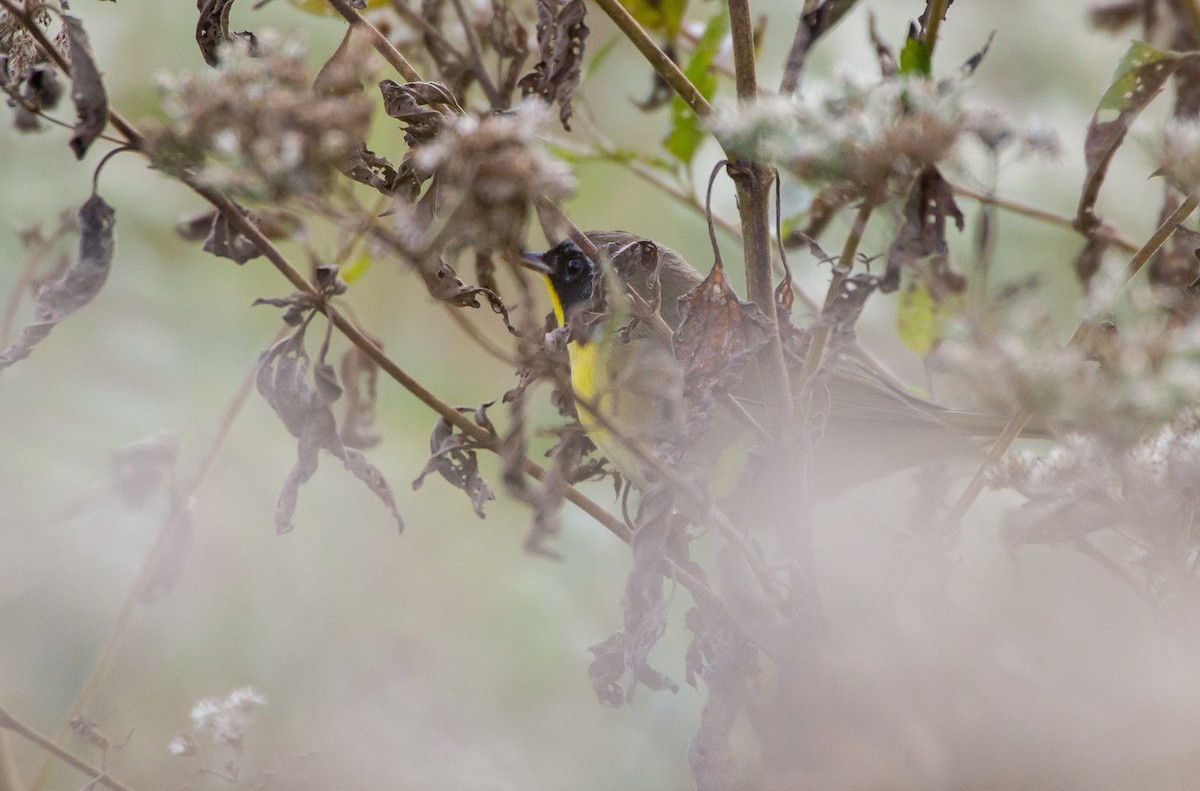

1078,42,1185,233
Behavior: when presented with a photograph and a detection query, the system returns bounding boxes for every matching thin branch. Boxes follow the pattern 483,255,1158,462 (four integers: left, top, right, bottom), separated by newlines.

447,0,505,106
727,0,758,99
952,181,1138,253
588,0,713,118
922,0,951,61
324,0,424,82
0,704,135,791
936,193,1200,536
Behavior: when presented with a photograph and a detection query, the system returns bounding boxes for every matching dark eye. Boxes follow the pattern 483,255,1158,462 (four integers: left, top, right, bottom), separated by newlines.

564,256,586,279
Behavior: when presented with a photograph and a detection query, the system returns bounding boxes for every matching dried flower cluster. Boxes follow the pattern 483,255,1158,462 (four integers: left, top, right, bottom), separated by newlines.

147,34,372,201
0,7,65,131
991,409,1200,627
168,686,267,759
938,266,1200,446
413,99,573,252
710,75,964,198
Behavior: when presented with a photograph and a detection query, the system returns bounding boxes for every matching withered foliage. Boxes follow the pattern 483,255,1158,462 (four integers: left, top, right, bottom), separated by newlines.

63,15,107,159
413,404,497,518
256,318,404,533
882,164,965,294
518,0,587,130
674,258,775,432
195,0,259,68
0,193,115,370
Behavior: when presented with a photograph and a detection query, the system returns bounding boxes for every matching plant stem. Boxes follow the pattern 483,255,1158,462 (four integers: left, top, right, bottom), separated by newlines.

447,0,505,107
0,704,135,791
325,0,423,82
922,0,951,59
588,0,713,118
951,182,1138,253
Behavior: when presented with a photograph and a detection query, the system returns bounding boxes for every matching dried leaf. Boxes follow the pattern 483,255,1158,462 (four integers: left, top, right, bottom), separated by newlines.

63,15,108,159
257,324,404,533
674,259,775,433
341,144,400,194
1077,42,1183,233
0,193,115,370
779,0,859,92
882,164,965,293
866,12,897,77
1073,234,1112,287
196,0,259,67
202,205,262,264
518,0,588,130
622,488,681,698
487,0,531,97
379,79,456,146
412,405,497,518
422,260,518,334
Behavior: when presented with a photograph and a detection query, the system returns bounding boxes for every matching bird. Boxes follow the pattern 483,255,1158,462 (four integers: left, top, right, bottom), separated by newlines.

521,230,1030,496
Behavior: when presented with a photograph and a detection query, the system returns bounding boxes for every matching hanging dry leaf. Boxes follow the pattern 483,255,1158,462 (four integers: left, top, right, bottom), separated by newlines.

882,164,965,293
1077,42,1183,233
412,405,497,518
256,322,404,533
674,259,775,433
0,193,115,369
63,15,108,159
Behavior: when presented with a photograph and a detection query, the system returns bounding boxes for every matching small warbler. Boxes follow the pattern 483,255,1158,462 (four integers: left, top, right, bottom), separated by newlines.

523,230,1023,493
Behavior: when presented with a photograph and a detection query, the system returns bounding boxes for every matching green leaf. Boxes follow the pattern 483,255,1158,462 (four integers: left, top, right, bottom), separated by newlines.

898,30,931,76
1097,41,1177,111
664,11,727,166
618,0,687,38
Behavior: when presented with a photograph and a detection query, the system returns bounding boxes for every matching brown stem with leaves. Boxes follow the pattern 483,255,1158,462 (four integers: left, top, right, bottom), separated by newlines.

936,193,1200,536
1,703,136,791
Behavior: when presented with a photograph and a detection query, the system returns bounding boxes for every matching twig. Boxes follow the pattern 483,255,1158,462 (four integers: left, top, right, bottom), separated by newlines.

922,0,951,60
936,193,1200,536
447,0,504,106
0,704,135,791
951,181,1138,253
588,0,713,119
324,0,423,82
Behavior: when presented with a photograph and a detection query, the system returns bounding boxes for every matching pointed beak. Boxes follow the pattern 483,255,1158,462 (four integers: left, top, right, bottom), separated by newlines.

518,250,552,275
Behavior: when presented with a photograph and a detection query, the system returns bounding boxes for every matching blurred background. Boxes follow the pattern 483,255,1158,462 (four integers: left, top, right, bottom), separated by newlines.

1,2,1194,789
